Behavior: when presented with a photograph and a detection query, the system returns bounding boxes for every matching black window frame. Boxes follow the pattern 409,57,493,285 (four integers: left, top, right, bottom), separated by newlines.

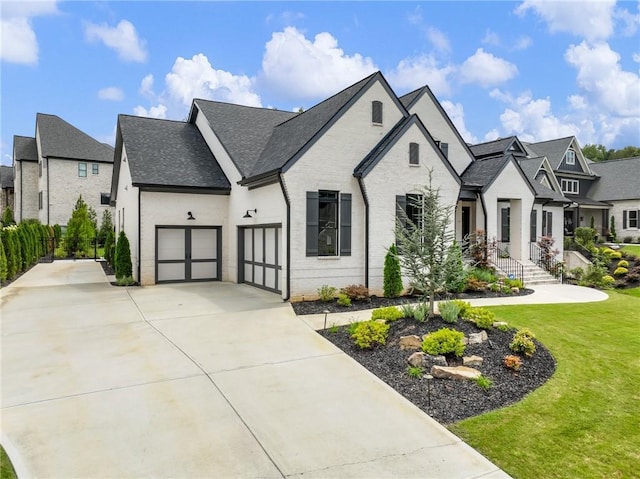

372,100,383,124
92,163,99,175
409,142,419,165
100,193,110,205
306,190,352,257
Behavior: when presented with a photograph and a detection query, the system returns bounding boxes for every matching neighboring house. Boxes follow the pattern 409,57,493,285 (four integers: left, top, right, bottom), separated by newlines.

111,72,463,298
0,165,15,216
524,137,610,237
13,114,115,226
589,157,640,241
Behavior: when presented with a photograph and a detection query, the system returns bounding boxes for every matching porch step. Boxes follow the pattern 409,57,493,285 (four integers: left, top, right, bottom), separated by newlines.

495,261,560,286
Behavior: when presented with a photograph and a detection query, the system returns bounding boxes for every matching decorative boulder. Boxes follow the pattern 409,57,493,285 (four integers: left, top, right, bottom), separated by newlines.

400,335,422,350
428,355,448,367
463,355,484,367
430,365,481,380
407,352,426,368
468,331,488,344
511,287,520,294
493,321,508,329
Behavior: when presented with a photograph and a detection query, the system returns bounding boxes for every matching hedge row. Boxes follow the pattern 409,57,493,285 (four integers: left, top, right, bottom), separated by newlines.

0,221,54,283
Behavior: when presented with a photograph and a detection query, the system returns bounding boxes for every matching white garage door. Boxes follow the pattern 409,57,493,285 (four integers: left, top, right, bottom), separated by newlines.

240,225,282,293
156,226,221,283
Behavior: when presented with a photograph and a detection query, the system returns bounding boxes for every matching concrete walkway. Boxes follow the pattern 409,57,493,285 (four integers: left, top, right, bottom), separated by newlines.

300,283,609,330
1,260,512,478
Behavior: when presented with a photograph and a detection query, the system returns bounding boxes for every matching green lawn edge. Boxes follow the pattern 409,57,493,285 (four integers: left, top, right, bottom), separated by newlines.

449,289,640,479
0,445,17,479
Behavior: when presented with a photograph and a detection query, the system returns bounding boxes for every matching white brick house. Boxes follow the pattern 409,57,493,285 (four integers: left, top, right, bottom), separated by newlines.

13,114,115,226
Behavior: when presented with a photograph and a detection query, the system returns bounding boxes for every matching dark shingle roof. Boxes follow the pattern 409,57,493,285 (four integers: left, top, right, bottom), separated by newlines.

588,157,640,201
118,115,230,190
13,135,37,162
523,137,574,169
470,136,525,159
193,101,296,178
0,165,14,189
36,113,114,162
518,157,568,203
461,156,510,187
399,87,425,109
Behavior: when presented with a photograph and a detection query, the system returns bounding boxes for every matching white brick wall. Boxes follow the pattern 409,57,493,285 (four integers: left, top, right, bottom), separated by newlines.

610,200,640,241
14,160,39,221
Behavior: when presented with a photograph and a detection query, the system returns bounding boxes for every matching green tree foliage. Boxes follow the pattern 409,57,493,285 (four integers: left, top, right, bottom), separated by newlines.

115,230,132,279
64,195,95,256
0,233,8,281
2,206,15,226
383,243,403,297
582,144,640,162
104,229,115,266
610,216,617,242
97,210,114,244
443,240,466,293
88,206,98,236
395,169,455,316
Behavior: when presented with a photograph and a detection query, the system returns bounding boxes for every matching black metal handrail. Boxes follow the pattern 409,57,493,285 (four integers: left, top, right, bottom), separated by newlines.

489,241,524,284
530,242,564,281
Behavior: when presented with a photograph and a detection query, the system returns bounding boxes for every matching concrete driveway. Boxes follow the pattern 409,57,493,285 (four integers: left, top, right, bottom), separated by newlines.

1,261,510,478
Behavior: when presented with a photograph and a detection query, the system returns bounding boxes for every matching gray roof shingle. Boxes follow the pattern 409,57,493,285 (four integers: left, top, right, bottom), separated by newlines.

0,165,14,189
13,135,37,162
399,87,425,109
36,113,114,162
118,115,230,191
461,155,510,187
518,157,568,203
588,157,640,201
470,136,526,159
523,137,574,169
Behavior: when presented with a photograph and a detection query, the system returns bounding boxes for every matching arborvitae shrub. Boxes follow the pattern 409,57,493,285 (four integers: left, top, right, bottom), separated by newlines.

383,244,403,297
115,230,132,279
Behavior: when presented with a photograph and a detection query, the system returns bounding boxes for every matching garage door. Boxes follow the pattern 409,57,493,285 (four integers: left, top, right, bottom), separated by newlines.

156,226,221,283
239,225,282,293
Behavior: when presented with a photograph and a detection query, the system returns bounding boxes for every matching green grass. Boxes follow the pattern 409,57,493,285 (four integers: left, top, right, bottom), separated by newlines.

1,445,17,479
449,291,640,479
620,244,640,257
617,286,640,298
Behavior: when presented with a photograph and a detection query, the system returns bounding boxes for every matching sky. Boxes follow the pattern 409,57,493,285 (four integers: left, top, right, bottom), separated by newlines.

1,0,639,166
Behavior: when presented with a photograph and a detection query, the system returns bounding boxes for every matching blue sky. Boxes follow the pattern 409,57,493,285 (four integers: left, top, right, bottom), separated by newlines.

1,1,639,166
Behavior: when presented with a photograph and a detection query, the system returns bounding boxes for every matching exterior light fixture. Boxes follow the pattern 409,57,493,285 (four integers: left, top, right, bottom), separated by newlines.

187,211,195,220
243,209,257,218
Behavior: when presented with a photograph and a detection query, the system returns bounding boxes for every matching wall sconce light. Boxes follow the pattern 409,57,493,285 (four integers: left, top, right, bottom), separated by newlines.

187,211,195,220
243,209,257,218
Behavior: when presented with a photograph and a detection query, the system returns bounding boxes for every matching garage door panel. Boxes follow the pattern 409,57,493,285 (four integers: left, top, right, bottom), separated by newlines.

265,229,276,264
254,229,264,261
156,226,220,283
158,229,185,261
158,263,186,282
191,229,217,260
240,225,282,294
265,268,276,289
192,261,217,280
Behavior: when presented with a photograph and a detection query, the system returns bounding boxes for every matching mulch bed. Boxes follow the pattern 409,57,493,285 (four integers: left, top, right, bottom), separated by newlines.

319,316,556,425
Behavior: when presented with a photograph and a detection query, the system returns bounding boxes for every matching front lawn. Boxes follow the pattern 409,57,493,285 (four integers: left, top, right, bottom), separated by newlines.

450,291,640,479
621,244,640,257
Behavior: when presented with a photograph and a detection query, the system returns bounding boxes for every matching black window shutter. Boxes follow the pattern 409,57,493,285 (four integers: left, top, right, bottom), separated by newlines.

396,195,407,243
340,193,352,256
501,208,510,242
441,142,449,159
372,101,383,124
547,211,552,236
306,191,319,256
530,210,537,243
623,210,627,229
409,143,419,165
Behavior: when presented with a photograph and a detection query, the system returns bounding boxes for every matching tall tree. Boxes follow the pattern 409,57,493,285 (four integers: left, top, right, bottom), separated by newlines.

97,210,114,244
64,195,95,256
395,169,455,316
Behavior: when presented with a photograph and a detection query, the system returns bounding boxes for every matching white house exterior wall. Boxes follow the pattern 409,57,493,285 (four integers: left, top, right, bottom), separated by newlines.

284,80,405,300
14,160,38,221
405,97,474,176
363,123,460,294
530,203,564,259
115,146,140,281
610,199,640,240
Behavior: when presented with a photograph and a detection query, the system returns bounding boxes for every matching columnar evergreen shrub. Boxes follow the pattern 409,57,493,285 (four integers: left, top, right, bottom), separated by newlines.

2,206,14,226
98,210,114,244
383,244,403,297
65,196,95,256
609,216,617,242
115,230,133,279
0,233,7,281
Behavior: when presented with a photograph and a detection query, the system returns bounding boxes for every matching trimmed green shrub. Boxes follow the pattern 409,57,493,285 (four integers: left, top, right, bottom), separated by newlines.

341,284,369,301
575,227,596,246
613,267,628,276
383,244,403,297
336,293,351,307
371,306,403,322
466,307,496,329
351,320,389,349
450,300,473,319
104,229,115,267
510,328,536,357
318,284,337,302
610,215,617,242
617,260,629,268
623,236,633,244
443,240,466,293
438,300,461,324
422,328,466,357
0,233,7,281
413,302,429,322
602,275,615,286
114,230,133,280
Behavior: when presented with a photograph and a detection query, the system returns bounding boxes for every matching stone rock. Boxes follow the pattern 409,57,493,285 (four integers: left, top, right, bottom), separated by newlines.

463,355,484,367
462,337,469,346
407,352,426,368
511,287,520,294
428,355,448,366
430,365,482,380
493,321,508,328
468,331,488,344
400,335,422,350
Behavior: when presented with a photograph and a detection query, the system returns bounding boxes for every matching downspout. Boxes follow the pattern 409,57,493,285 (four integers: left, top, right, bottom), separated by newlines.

278,173,291,301
356,177,370,288
46,157,50,224
479,190,488,234
137,188,141,283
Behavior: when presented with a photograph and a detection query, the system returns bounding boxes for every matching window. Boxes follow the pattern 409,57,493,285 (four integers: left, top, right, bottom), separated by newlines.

100,193,110,205
565,149,576,165
409,142,419,165
435,141,449,159
501,207,510,242
38,191,43,210
530,210,537,242
39,160,42,177
306,191,351,256
92,163,99,175
623,210,639,229
372,100,383,124
542,211,553,236
396,194,424,243
561,179,579,194
78,162,87,177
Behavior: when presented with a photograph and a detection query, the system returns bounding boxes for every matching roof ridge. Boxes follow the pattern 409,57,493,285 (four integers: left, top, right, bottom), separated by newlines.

528,136,574,146
193,98,292,114
119,114,186,124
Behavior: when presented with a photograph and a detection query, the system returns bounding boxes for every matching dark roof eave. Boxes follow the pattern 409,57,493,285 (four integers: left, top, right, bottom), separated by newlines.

239,169,280,187
135,184,231,195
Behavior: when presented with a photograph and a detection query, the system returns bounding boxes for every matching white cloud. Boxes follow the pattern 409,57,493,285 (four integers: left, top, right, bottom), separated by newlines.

634,53,640,63
568,94,587,110
0,1,58,65
482,29,500,46
513,36,532,51
386,55,454,96
426,27,451,54
408,6,423,25
484,129,500,142
260,27,377,99
441,101,477,144
165,54,261,107
84,20,147,63
615,3,640,36
133,104,167,119
139,74,155,98
564,41,640,117
98,87,124,101
458,48,518,87
515,0,616,42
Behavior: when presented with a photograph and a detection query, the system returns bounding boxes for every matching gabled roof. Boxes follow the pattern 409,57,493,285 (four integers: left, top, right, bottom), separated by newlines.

398,86,424,110
13,135,37,162
461,153,537,197
353,114,460,183
588,157,640,201
0,165,14,189
524,137,579,170
116,115,230,191
470,136,527,159
36,113,114,162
